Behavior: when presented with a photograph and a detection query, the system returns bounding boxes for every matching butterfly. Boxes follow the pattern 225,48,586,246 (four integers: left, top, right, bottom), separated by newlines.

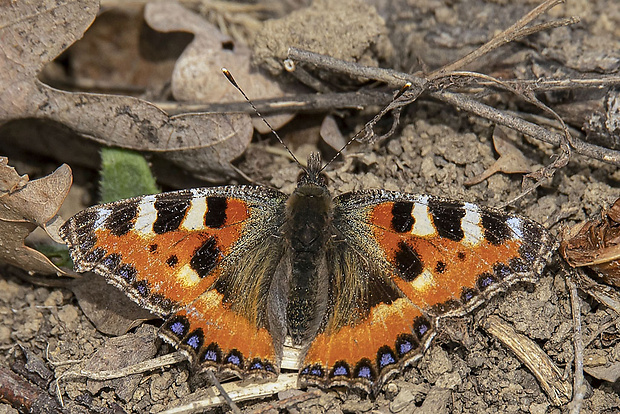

59,149,553,394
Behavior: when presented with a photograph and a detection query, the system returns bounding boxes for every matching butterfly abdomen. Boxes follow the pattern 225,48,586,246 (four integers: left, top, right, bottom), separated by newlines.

285,181,332,345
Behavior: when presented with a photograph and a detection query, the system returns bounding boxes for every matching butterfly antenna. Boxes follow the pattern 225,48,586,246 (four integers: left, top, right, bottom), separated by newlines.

318,81,412,174
222,68,305,171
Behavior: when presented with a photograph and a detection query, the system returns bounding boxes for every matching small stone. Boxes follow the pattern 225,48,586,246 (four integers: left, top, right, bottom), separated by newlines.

436,371,462,390
150,371,173,401
0,325,11,343
383,382,399,399
529,402,549,414
57,305,79,330
175,369,189,386
15,308,42,341
44,290,64,307
387,139,403,156
434,7,457,25
0,279,22,303
421,347,452,382
390,389,415,413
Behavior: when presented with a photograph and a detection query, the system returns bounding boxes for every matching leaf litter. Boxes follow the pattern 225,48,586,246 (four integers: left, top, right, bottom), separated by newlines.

0,159,70,275
561,197,620,288
144,1,298,135
464,127,534,186
0,0,262,183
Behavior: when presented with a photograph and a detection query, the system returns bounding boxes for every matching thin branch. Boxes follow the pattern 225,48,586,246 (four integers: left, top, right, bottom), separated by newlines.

284,59,336,93
206,371,242,414
455,75,620,93
567,272,586,414
287,48,620,166
514,16,580,39
285,49,435,97
288,47,426,88
430,90,558,145
483,315,572,405
158,374,299,414
156,90,394,115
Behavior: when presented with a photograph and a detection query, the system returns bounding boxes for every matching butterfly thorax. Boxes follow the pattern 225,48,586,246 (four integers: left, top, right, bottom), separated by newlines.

285,154,332,345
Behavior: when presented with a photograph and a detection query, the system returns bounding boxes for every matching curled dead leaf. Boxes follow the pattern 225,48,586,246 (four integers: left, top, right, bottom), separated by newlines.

560,197,620,287
465,126,533,186
0,157,29,196
320,115,347,152
0,162,72,275
71,273,155,336
0,0,254,183
145,1,296,135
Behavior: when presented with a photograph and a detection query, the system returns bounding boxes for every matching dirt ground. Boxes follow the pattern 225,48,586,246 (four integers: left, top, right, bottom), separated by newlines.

1,0,620,413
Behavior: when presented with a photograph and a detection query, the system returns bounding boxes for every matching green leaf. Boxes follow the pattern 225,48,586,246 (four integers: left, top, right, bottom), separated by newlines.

99,148,159,203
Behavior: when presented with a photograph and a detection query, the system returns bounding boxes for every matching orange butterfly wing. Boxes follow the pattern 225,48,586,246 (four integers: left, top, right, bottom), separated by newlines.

299,190,554,392
60,186,288,378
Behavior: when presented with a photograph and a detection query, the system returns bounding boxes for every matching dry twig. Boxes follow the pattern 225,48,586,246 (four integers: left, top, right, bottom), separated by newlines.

0,365,62,414
286,48,620,167
158,374,299,414
206,371,242,414
483,315,572,405
281,0,620,182
566,272,586,414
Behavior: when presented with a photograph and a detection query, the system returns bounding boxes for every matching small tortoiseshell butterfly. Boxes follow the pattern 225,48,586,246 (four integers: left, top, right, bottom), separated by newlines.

60,149,553,393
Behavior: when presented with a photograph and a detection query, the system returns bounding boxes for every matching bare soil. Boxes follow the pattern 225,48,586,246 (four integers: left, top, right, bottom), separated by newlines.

1,0,620,413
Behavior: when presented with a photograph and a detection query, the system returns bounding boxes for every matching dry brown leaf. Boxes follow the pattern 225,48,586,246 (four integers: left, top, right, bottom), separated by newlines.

0,161,72,275
68,9,187,91
71,273,155,336
145,1,296,135
560,197,620,287
320,115,347,152
83,325,158,402
465,126,533,185
0,0,252,182
584,361,620,383
0,158,29,196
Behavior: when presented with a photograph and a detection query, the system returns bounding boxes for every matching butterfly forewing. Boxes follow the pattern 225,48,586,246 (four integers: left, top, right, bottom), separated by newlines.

60,186,289,378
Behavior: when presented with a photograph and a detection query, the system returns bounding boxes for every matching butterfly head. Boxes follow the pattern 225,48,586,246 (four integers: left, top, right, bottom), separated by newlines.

296,152,328,193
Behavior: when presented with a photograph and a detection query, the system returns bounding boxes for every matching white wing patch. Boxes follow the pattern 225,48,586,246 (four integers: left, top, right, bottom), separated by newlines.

175,264,202,287
461,202,483,247
506,217,523,240
411,196,436,237
411,269,435,292
182,194,207,231
134,195,157,237
94,208,111,229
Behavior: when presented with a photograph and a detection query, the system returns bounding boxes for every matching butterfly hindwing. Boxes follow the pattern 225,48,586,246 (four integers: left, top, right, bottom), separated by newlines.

60,186,288,378
299,190,554,392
